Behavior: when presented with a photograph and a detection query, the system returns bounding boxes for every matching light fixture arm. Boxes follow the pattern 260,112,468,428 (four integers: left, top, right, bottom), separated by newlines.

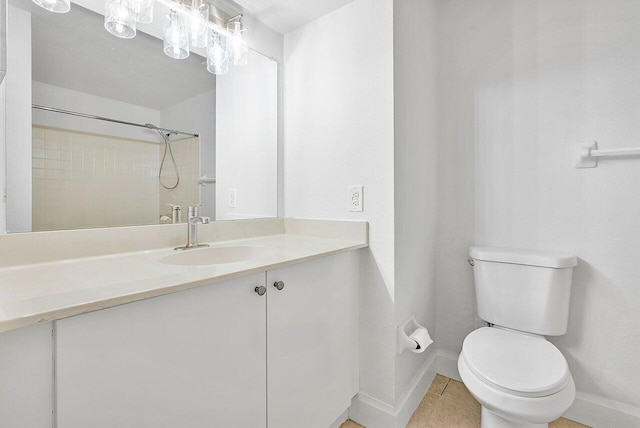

155,0,240,38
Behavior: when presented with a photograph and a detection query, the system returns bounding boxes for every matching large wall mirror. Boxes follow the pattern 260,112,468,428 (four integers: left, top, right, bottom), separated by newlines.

4,0,278,233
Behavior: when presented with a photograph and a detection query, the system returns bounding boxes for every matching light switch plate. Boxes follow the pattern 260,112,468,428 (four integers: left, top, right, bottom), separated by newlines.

348,185,363,212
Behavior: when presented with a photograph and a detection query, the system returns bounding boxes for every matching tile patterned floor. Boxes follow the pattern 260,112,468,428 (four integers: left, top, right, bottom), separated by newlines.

340,374,590,428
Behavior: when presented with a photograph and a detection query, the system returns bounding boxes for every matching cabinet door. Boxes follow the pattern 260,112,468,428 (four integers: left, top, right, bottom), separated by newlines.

267,253,359,428
56,274,267,428
0,323,53,428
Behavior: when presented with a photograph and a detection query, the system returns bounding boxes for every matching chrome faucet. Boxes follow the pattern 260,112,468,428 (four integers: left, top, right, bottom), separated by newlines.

175,205,210,250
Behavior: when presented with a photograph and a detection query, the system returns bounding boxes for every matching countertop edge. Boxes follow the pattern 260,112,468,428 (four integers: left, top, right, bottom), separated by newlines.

0,240,368,334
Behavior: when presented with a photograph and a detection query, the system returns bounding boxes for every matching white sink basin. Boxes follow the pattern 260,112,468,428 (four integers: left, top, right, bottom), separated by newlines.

159,245,277,266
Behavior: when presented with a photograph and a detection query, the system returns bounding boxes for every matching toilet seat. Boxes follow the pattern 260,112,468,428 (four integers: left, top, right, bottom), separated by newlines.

461,327,570,398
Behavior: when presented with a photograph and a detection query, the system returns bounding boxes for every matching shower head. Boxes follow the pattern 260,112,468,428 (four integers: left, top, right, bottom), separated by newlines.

145,123,185,138
146,124,175,141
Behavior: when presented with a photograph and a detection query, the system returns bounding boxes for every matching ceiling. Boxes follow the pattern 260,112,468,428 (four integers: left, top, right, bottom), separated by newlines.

28,2,215,110
232,0,356,34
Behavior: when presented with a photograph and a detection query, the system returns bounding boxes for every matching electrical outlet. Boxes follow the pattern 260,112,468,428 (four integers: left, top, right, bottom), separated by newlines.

228,189,237,208
348,185,363,212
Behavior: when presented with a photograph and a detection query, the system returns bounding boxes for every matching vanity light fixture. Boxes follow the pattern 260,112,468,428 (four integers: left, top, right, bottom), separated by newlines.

32,0,70,13
226,17,248,67
104,0,137,39
188,0,209,48
34,0,249,72
163,9,190,59
134,0,155,24
206,30,230,75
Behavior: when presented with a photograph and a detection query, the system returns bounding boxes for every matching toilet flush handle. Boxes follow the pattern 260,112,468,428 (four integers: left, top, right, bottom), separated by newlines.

467,258,475,267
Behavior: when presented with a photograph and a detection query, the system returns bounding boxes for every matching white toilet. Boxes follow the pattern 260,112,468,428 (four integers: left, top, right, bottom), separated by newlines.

459,247,578,428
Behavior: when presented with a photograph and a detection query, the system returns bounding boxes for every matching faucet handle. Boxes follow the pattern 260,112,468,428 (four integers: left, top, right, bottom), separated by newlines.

167,204,182,223
188,204,202,217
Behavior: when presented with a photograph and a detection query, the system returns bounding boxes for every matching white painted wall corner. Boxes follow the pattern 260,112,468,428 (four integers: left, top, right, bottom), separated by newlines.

435,349,461,382
329,410,349,428
349,351,437,428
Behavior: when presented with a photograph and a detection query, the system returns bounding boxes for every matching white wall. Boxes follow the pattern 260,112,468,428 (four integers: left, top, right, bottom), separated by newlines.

216,51,277,220
435,0,482,360
160,89,216,218
0,82,6,234
241,11,286,218
285,0,396,405
393,0,438,406
33,82,161,142
437,0,640,415
6,6,31,233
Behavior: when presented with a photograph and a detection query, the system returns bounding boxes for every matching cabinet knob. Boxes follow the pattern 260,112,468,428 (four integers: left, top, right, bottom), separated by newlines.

254,286,267,296
273,281,285,291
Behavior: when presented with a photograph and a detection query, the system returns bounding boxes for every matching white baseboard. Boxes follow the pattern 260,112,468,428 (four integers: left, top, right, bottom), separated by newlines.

433,349,640,428
349,347,640,428
395,351,437,427
435,349,461,381
564,391,640,428
329,409,349,428
349,391,396,428
349,351,437,428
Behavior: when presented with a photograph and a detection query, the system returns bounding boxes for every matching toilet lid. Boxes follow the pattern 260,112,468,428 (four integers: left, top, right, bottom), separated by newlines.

461,327,570,398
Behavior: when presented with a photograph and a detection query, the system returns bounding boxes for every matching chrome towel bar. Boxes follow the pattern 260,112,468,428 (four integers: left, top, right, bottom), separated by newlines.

574,141,640,168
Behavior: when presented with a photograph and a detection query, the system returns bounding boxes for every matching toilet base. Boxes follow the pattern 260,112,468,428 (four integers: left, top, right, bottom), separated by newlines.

482,407,547,428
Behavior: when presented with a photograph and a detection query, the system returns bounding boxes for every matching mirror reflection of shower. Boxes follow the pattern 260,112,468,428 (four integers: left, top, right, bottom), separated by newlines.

30,105,201,231
9,0,277,233
147,124,179,190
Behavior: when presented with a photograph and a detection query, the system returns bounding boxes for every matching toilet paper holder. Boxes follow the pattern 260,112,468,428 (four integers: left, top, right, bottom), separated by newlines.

397,315,433,355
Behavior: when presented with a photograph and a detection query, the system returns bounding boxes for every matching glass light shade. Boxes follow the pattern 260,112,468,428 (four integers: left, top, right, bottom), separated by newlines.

227,20,248,67
189,0,210,48
163,10,190,59
134,0,154,24
32,0,70,13
206,31,230,75
104,0,137,39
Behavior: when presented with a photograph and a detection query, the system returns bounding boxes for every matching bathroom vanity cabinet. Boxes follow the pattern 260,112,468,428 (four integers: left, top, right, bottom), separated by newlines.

0,323,54,428
266,254,358,428
56,272,268,428
53,252,358,428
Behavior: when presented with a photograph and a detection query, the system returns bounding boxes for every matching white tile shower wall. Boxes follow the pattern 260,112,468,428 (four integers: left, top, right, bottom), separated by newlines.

437,0,640,414
160,90,215,219
32,126,160,231
158,137,200,221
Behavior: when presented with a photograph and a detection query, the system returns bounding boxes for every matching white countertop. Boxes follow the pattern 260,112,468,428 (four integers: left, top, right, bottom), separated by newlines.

0,232,367,333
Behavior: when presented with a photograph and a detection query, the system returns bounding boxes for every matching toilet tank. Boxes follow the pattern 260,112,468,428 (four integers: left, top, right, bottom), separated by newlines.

469,247,577,336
